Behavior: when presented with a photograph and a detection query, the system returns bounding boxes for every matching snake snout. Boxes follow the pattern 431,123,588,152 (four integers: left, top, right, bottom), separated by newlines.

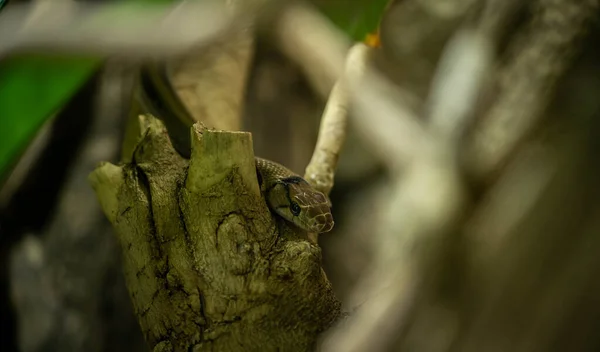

290,186,334,233
304,204,334,233
315,213,334,233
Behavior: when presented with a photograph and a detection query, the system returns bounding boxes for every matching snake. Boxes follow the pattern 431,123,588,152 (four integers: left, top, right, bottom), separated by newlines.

133,62,334,233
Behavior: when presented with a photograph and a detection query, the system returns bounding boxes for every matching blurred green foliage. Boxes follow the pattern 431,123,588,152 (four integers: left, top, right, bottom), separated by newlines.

0,0,389,181
0,56,101,181
312,0,388,41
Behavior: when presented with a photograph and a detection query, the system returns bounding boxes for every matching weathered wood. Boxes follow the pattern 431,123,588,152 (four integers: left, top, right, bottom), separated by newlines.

89,115,341,352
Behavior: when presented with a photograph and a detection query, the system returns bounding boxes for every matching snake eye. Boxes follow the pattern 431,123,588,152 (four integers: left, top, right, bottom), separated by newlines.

290,202,301,216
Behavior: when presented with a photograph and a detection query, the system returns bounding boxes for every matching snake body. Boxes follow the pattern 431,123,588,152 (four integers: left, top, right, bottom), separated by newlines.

135,62,334,233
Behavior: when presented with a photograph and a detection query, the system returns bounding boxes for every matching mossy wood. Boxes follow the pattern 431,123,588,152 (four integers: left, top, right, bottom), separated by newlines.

89,114,341,352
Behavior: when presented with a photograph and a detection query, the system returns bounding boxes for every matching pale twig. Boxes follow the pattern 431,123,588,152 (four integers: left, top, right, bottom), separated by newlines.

303,43,370,195
273,1,351,99
466,0,600,180
275,4,430,193
304,80,348,195
302,45,358,245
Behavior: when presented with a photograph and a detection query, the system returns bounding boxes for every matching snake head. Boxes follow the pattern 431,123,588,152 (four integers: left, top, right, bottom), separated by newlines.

266,176,334,233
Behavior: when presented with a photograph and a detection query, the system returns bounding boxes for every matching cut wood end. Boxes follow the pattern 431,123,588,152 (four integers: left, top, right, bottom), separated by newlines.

188,123,259,196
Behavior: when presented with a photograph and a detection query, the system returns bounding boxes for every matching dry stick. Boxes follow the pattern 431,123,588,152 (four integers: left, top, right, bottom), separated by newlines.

302,39,375,194
303,81,348,197
272,2,361,193
467,0,600,181
303,79,349,245
302,45,371,244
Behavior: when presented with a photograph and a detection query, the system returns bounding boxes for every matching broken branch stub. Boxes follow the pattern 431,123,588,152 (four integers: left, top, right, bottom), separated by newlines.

88,114,341,352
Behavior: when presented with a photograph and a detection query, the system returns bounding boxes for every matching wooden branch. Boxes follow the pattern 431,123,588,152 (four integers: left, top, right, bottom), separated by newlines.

89,114,341,351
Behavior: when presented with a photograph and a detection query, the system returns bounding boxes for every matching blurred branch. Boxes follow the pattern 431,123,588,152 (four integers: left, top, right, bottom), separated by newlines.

377,0,480,98
466,0,600,180
476,0,527,40
345,45,427,171
0,0,249,58
318,0,600,350
12,0,600,350
272,1,351,98
460,108,600,352
426,28,493,144
322,21,494,351
169,28,255,131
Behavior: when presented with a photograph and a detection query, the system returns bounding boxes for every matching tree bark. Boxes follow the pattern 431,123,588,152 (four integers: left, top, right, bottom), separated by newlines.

88,114,341,352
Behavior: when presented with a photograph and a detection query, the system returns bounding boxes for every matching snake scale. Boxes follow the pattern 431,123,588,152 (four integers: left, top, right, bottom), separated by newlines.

134,62,334,233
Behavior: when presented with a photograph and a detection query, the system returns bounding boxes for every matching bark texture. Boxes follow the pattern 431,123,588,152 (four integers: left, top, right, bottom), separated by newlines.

89,114,341,352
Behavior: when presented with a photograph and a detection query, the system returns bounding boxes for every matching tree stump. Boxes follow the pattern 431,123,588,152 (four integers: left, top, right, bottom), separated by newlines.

88,114,341,352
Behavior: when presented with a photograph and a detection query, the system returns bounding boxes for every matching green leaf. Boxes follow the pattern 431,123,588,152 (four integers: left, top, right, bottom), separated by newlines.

0,55,102,179
311,0,390,42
